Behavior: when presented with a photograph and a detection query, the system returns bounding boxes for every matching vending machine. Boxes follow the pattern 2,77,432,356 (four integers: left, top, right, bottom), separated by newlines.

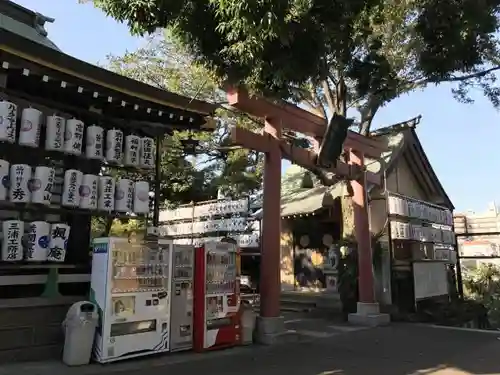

193,241,240,352
90,237,173,363
169,243,195,352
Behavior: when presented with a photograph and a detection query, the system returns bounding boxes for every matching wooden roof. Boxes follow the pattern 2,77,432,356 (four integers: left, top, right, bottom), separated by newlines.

0,25,217,129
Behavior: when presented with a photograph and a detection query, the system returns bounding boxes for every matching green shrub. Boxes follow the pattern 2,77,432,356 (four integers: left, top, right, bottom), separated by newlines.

463,263,500,328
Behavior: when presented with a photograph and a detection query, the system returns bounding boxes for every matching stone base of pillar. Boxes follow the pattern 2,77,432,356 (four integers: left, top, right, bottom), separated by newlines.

348,302,390,327
255,315,285,345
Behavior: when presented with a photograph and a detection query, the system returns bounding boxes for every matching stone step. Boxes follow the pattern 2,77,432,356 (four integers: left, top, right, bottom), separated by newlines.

0,297,77,363
0,344,61,364
0,324,63,350
0,297,79,329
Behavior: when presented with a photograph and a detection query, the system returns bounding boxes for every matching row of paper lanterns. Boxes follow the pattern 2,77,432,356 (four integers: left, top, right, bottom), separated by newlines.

160,198,249,221
0,102,155,168
172,234,260,248
162,217,249,236
1,220,70,263
390,220,456,244
388,195,453,225
0,160,150,214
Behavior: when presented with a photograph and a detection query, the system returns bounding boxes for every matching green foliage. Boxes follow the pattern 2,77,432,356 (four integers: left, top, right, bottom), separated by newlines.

89,0,500,135
463,263,500,328
91,218,145,238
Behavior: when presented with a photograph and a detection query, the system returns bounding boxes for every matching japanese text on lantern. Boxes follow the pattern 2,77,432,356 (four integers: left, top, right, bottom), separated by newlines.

53,117,63,149
129,137,139,165
26,223,37,259
95,131,103,158
67,171,77,205
73,122,84,152
44,168,55,203
103,179,113,209
90,179,98,207
12,165,26,201
114,131,123,161
48,225,68,261
142,138,153,167
6,221,21,260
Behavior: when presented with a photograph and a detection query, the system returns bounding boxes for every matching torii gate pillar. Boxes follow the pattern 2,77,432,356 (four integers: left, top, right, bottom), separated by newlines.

257,119,285,339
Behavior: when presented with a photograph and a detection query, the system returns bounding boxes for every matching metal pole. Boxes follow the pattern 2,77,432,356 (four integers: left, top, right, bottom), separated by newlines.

455,232,464,299
385,191,395,306
152,135,162,227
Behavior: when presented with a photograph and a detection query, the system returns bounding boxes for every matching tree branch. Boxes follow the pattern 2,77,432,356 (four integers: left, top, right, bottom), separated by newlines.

426,65,500,84
322,79,336,114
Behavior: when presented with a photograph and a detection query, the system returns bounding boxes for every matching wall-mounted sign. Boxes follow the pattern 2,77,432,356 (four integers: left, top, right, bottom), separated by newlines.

160,217,255,236
159,198,249,222
172,233,259,248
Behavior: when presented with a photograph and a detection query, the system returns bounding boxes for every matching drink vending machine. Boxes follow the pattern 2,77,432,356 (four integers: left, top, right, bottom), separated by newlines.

168,243,195,352
90,237,173,363
193,241,240,352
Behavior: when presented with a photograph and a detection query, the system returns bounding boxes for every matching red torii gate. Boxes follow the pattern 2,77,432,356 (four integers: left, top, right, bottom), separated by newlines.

227,89,389,341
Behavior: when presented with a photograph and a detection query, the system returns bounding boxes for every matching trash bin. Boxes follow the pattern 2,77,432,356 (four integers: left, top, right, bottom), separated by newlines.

240,301,256,345
62,301,99,366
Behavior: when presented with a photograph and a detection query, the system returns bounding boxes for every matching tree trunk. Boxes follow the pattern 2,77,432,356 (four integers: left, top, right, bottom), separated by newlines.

104,217,114,236
358,96,381,136
334,77,348,116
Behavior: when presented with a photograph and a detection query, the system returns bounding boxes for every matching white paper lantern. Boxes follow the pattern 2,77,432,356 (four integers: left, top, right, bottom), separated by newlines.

18,107,42,148
85,125,104,160
140,137,155,168
115,178,134,213
124,134,141,167
45,115,66,152
0,159,9,201
106,129,124,164
79,174,99,210
30,166,56,205
61,169,83,207
9,164,31,203
1,220,24,261
25,221,50,261
133,181,150,214
98,176,115,212
63,119,85,155
47,223,70,262
0,101,17,143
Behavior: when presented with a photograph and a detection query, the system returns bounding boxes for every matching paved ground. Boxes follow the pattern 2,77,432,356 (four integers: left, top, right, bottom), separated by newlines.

2,319,500,375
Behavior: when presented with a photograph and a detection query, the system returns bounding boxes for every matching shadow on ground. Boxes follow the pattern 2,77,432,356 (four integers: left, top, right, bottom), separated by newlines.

2,323,499,375
158,324,500,375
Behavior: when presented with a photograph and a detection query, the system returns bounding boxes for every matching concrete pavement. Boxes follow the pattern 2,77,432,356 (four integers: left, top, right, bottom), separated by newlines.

1,322,499,375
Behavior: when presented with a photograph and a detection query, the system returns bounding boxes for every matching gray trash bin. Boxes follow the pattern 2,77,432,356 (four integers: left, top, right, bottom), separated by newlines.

240,302,256,345
62,301,99,366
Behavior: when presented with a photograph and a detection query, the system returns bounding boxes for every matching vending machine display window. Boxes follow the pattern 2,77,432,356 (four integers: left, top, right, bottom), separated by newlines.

169,244,195,352
193,242,241,352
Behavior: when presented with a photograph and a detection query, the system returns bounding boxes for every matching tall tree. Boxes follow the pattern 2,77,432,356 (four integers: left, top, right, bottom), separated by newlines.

105,33,263,200
92,33,263,236
87,0,500,135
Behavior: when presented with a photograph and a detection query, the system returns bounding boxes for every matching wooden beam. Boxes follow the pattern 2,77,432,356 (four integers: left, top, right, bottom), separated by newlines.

228,89,388,158
231,127,382,185
230,126,271,154
227,90,324,136
343,137,387,159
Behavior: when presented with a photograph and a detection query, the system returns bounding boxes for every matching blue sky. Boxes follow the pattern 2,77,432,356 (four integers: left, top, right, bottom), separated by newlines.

14,0,500,213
